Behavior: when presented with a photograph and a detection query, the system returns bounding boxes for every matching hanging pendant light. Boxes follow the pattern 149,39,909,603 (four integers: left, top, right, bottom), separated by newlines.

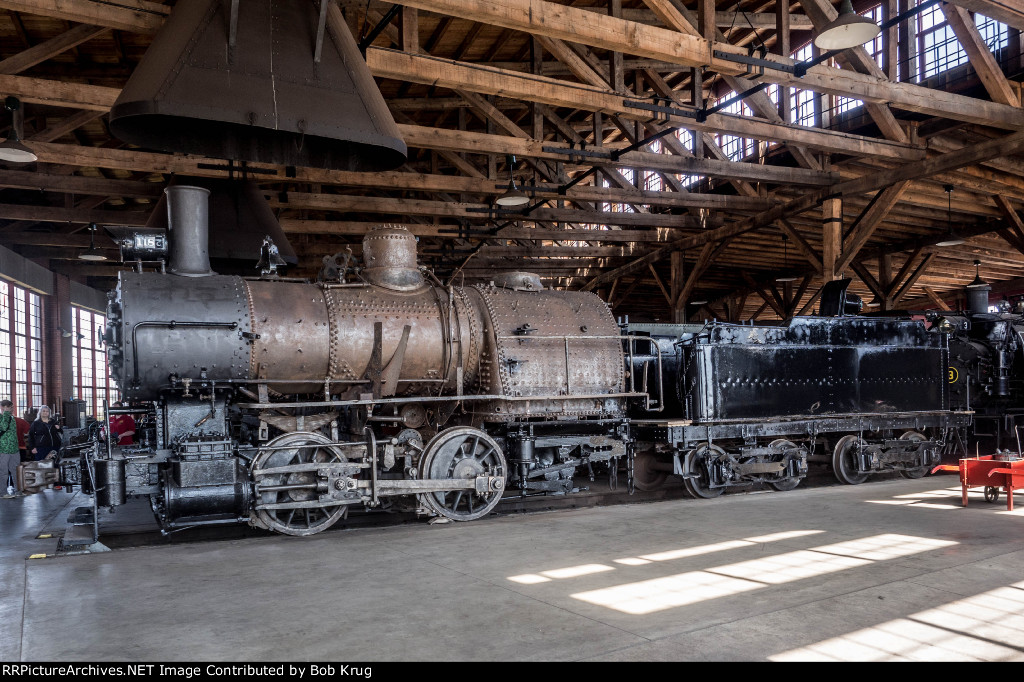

936,185,965,247
813,0,881,50
496,154,530,207
78,223,109,261
776,234,798,282
0,97,37,163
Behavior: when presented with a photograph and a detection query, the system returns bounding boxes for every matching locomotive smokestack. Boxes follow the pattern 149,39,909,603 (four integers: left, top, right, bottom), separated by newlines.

362,226,424,291
166,185,214,277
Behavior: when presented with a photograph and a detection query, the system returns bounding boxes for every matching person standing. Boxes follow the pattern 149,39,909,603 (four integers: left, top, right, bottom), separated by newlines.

16,411,29,462
27,406,62,461
0,400,21,498
108,401,136,446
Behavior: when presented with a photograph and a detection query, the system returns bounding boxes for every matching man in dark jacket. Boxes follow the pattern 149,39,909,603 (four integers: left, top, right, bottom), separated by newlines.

27,405,62,461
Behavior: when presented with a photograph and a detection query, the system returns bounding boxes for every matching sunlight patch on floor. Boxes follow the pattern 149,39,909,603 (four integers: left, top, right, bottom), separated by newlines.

770,581,1024,661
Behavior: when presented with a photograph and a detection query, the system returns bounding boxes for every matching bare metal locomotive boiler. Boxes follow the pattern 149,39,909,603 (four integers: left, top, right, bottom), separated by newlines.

92,185,655,536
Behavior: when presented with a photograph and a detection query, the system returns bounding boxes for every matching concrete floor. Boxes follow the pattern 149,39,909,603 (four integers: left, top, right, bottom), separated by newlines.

2,475,1024,661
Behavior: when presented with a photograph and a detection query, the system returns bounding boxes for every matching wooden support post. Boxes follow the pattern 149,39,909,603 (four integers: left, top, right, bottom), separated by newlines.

884,0,899,81
670,250,686,323
822,196,842,281
399,6,418,53
898,0,913,83
878,253,893,310
776,0,791,122
608,0,624,92
697,0,715,40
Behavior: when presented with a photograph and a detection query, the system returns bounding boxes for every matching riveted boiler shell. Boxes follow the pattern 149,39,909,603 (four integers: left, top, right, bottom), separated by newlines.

470,286,625,419
321,285,481,395
244,280,331,391
114,273,254,398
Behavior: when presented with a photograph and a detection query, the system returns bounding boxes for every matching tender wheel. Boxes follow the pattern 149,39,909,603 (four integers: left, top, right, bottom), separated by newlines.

251,431,350,536
418,427,506,521
984,486,1000,503
832,435,870,485
633,450,668,491
682,444,726,499
767,439,802,492
899,431,930,479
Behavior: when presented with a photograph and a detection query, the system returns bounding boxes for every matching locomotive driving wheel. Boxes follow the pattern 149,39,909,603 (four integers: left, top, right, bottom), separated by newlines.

899,431,930,479
251,431,350,536
418,427,507,521
767,439,802,492
832,435,870,485
682,444,726,499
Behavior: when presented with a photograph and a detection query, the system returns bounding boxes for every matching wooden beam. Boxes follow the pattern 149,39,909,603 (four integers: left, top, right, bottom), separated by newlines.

0,0,166,33
367,49,917,162
800,0,909,143
947,0,1024,32
282,220,679,243
28,109,104,142
0,168,162,198
893,253,937,303
384,0,1024,131
836,129,1024,196
0,204,147,225
942,2,1020,107
993,195,1024,243
850,261,885,300
924,286,952,311
13,0,1023,130
777,219,823,274
648,263,672,306
742,272,786,318
836,181,911,273
0,23,108,74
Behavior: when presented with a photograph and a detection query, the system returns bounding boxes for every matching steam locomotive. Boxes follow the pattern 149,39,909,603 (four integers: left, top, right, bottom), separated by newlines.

935,272,1024,450
30,186,972,538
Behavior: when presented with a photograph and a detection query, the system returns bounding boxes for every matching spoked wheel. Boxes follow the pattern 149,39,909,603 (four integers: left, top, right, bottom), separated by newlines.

767,439,802,492
832,435,870,485
984,486,1000,503
251,431,350,536
682,444,726,499
418,427,506,521
899,431,930,479
633,450,668,492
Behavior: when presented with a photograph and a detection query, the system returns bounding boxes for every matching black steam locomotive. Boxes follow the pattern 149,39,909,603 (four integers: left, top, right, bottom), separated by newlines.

31,190,972,538
933,271,1024,450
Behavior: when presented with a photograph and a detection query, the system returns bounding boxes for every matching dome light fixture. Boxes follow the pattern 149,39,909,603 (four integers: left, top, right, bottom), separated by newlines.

813,0,881,51
966,259,988,289
495,154,530,208
0,96,37,164
78,223,109,261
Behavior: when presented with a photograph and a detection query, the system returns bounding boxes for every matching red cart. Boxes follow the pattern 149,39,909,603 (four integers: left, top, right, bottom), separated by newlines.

933,454,1024,511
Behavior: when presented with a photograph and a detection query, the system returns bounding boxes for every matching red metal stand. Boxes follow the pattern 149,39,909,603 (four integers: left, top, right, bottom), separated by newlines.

933,455,1024,511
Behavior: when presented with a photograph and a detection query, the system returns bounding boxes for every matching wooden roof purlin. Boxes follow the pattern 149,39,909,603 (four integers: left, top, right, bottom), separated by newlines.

0,0,1021,321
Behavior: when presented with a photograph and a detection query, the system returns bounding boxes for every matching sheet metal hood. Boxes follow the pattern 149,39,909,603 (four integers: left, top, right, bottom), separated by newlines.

110,0,406,171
